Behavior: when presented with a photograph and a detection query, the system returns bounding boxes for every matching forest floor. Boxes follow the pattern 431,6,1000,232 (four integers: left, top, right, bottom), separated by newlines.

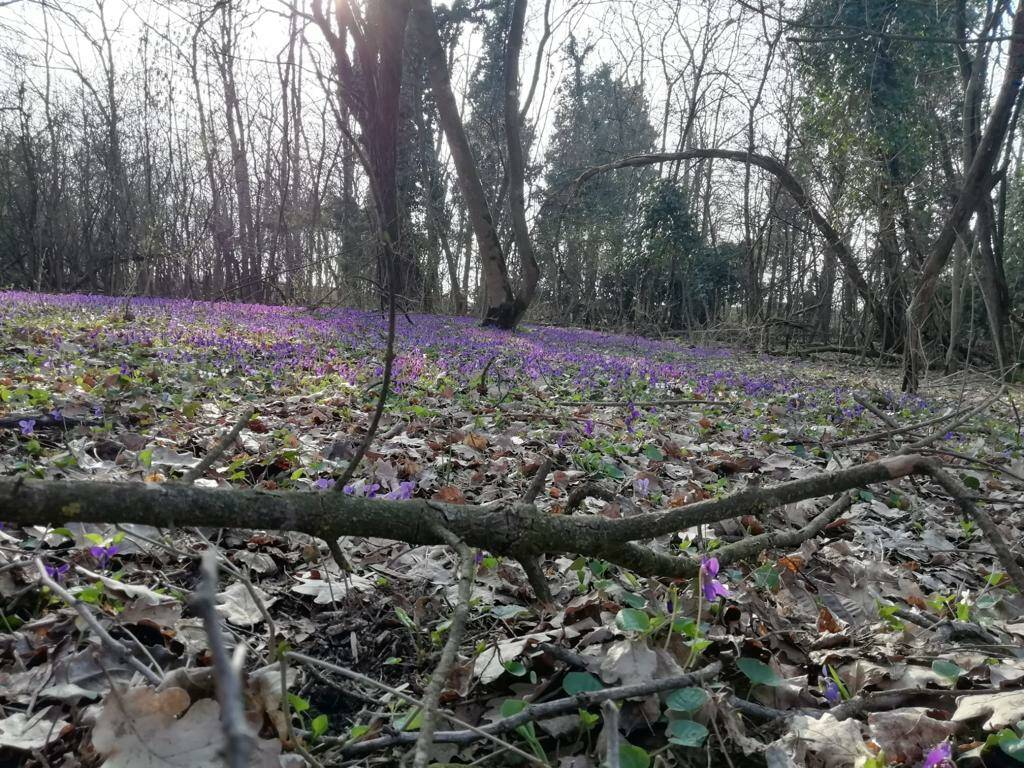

1,291,1023,768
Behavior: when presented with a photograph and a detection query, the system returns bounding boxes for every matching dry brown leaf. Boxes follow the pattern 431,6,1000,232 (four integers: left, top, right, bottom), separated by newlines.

92,686,281,768
952,690,1024,731
868,708,959,763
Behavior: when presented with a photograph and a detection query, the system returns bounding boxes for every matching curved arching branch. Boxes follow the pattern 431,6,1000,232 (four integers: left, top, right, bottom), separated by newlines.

564,149,884,330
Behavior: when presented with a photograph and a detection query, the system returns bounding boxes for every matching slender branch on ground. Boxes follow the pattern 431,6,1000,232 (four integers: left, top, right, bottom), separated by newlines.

181,406,255,484
413,524,476,768
285,652,543,764
319,660,723,755
833,387,1003,448
34,558,162,685
602,700,621,768
927,463,1024,594
565,482,616,514
336,283,398,489
523,457,551,504
192,550,254,768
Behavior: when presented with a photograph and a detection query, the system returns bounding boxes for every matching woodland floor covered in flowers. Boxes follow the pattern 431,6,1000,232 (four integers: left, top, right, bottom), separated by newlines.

1,291,1023,768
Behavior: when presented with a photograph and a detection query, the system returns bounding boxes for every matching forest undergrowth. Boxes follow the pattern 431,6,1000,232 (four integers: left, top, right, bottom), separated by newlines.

1,291,1022,768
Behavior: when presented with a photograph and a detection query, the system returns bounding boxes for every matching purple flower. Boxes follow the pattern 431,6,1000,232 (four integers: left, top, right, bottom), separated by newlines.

922,742,953,768
583,419,595,437
313,478,336,490
89,544,119,568
45,563,70,582
634,477,650,498
384,481,416,500
700,556,730,602
50,408,63,421
18,419,35,436
822,678,841,705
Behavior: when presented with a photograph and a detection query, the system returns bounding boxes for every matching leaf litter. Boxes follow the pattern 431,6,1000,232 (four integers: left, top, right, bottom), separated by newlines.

0,291,1022,766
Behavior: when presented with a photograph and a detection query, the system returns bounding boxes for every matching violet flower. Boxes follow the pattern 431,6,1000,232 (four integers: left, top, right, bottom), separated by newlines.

45,563,70,582
922,742,953,768
383,481,416,500
699,556,730,602
18,419,35,436
822,678,841,705
89,544,119,568
313,478,336,491
634,477,650,498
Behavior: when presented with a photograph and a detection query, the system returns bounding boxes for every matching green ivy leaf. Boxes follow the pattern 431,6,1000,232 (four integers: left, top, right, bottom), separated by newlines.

737,658,782,687
563,671,603,696
665,687,709,713
615,608,651,632
667,719,709,747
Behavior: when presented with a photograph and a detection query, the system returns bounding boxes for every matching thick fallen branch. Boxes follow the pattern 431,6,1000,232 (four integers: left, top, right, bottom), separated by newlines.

2,452,1020,595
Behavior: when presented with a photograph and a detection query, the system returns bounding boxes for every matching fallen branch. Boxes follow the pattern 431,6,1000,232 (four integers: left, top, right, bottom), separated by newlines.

192,550,254,768
2,453,1005,587
329,661,723,755
34,558,162,686
181,407,255,484
413,525,475,768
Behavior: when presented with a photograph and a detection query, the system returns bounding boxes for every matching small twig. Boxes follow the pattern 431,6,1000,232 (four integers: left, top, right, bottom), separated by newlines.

523,457,552,504
413,524,475,768
927,462,1024,596
286,652,543,764
601,700,621,768
834,387,1003,448
565,482,616,514
320,660,723,755
336,284,398,489
192,550,254,768
181,407,255,484
34,558,161,685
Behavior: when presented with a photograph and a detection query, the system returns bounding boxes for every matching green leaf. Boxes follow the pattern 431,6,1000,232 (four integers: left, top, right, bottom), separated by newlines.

138,448,153,468
618,742,651,768
737,658,782,687
394,607,416,630
644,444,665,461
348,724,370,741
998,729,1024,763
600,461,625,480
504,660,527,677
620,592,646,609
84,533,105,545
665,687,709,713
395,708,422,731
962,474,981,490
578,709,600,730
288,694,310,713
615,608,651,632
667,719,709,747
500,699,527,718
311,714,329,737
932,659,963,681
563,672,603,696
51,528,74,539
